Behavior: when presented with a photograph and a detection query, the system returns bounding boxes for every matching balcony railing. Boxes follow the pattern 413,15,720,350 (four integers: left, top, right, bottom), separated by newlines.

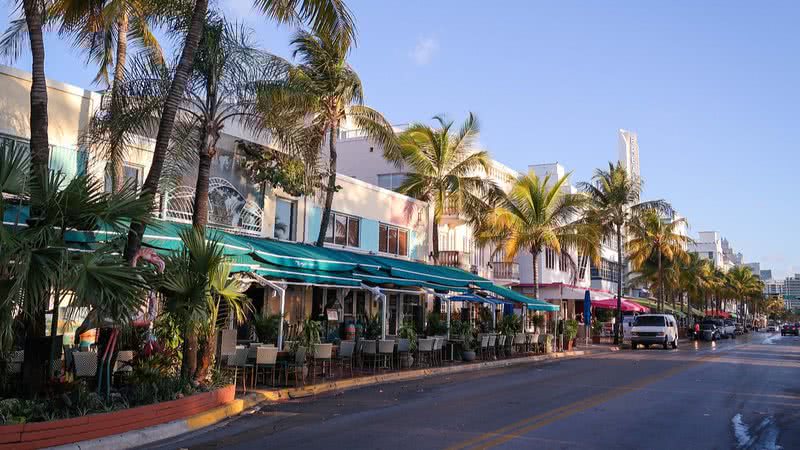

491,261,520,281
438,250,471,269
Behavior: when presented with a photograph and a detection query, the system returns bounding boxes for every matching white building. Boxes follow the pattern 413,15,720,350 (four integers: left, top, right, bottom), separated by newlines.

764,279,784,296
688,231,726,270
783,274,800,297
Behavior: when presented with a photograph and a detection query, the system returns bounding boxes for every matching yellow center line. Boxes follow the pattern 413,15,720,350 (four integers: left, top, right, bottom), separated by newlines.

447,354,719,450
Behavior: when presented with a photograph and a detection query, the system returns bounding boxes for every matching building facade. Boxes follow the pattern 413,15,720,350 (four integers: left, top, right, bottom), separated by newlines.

618,129,640,180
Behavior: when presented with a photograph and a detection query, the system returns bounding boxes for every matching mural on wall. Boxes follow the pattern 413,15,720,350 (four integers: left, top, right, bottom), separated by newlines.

165,142,264,235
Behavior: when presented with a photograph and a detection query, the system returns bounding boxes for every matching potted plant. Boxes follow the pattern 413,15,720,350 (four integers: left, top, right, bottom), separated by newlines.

289,318,321,379
451,320,476,361
591,321,603,344
564,319,579,351
363,314,381,340
252,313,282,345
398,322,417,368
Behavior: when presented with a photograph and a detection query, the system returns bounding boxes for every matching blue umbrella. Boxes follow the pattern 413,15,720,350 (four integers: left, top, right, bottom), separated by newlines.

584,290,592,325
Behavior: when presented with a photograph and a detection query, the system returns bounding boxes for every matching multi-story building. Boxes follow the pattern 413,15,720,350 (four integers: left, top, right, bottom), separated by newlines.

760,269,773,281
721,238,743,269
783,274,800,297
764,279,785,296
744,262,761,278
688,231,726,269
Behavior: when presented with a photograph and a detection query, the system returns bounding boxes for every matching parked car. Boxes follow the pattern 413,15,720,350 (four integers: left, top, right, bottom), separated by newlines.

723,320,737,338
781,323,799,336
767,323,778,332
630,314,679,350
699,320,722,341
734,323,745,335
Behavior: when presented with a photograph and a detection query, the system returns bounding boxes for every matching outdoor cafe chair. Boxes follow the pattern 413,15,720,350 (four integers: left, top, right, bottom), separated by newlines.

283,347,307,387
487,334,497,359
337,341,356,378
228,347,252,392
433,337,444,366
378,340,395,370
73,351,98,380
255,346,279,387
396,338,410,369
530,333,540,353
312,344,334,384
537,334,547,353
361,340,377,372
496,335,506,358
417,338,434,367
480,335,490,360
513,333,526,353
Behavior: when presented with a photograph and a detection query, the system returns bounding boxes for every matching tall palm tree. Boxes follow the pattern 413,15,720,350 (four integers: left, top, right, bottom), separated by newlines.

476,172,600,299
579,162,671,343
726,265,763,321
395,114,501,264
256,29,395,247
678,253,712,316
627,209,689,312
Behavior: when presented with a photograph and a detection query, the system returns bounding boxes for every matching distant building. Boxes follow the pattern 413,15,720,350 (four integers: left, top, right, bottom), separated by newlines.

760,269,772,280
784,296,800,311
618,129,640,180
784,274,800,297
744,262,761,277
688,231,725,269
764,279,784,296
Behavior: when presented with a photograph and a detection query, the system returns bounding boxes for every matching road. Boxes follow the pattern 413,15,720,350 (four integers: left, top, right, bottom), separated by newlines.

148,332,800,450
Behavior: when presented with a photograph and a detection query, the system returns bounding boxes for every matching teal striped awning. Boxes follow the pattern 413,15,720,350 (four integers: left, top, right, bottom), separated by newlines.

481,284,560,312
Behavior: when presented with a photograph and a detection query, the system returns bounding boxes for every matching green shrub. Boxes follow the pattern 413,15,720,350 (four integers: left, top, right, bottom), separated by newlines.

425,312,448,336
398,322,417,352
252,314,282,344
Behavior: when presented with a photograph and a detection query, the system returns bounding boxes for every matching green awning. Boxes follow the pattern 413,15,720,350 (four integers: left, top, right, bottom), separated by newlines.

255,261,361,287
352,270,468,293
234,233,376,272
481,284,560,311
361,254,492,289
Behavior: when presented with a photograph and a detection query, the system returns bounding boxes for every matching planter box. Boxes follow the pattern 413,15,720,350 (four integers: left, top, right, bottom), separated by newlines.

0,385,234,450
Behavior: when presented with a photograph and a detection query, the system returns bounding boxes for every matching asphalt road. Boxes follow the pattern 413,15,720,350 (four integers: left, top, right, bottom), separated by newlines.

148,332,800,450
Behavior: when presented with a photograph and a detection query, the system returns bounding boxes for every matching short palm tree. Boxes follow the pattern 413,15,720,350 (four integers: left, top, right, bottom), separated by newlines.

627,209,689,312
0,146,154,394
395,114,501,264
579,162,671,342
159,227,250,380
256,29,395,247
476,171,600,299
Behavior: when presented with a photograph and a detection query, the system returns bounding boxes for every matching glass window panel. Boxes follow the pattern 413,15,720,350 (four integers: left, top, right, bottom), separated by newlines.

334,214,347,245
274,198,295,240
388,228,398,255
398,230,408,256
379,224,388,253
324,214,335,243
347,217,360,247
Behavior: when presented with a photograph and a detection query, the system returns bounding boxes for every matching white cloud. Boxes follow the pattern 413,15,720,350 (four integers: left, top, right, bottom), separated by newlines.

409,36,439,65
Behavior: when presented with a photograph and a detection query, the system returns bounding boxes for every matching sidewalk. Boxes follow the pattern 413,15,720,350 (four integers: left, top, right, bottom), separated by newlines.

50,348,604,450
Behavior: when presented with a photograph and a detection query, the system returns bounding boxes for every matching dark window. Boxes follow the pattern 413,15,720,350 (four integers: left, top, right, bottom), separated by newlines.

325,212,360,247
379,223,409,256
347,216,359,247
379,224,388,252
274,198,296,240
634,316,666,327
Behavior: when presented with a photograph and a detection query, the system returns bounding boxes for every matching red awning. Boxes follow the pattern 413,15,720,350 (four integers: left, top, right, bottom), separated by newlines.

705,309,731,318
591,298,650,313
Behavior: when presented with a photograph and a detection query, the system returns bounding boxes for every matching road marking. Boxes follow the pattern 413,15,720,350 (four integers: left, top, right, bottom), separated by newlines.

447,353,721,450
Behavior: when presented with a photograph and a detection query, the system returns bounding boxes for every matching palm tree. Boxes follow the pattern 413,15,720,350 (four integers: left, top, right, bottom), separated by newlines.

627,209,689,312
579,162,671,343
726,265,763,321
395,114,501,263
159,227,250,380
476,171,600,299
0,146,154,395
678,253,711,316
124,0,358,260
123,0,209,262
256,29,395,247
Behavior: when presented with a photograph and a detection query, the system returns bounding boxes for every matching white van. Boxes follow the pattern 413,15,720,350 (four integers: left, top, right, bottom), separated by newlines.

630,314,679,350
622,315,637,342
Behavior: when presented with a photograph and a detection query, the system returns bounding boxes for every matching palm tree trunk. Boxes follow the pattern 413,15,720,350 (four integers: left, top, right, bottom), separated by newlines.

615,226,623,345
21,0,50,397
192,132,212,228
431,216,440,264
194,326,216,381
530,247,540,300
657,247,663,313
316,124,338,247
109,10,129,193
181,328,198,379
124,0,209,262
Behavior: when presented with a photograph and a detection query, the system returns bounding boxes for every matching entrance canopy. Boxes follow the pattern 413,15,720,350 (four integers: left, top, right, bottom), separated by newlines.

590,297,649,313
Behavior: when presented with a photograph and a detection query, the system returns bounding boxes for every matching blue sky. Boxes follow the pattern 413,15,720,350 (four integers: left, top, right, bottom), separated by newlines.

1,0,798,277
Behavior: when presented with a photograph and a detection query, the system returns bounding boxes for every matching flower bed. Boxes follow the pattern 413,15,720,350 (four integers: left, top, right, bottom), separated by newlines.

0,384,234,449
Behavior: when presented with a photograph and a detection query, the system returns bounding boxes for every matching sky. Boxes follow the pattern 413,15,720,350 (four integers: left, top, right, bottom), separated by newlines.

1,0,798,278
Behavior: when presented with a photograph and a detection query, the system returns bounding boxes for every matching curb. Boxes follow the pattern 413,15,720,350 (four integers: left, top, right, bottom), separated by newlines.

48,349,593,450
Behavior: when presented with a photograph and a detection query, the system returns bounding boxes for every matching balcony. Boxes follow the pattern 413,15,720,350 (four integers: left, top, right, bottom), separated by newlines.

440,199,467,226
438,250,471,270
490,261,520,282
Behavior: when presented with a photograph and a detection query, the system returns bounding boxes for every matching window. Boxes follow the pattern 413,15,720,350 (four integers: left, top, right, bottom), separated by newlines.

377,173,407,191
578,254,588,279
558,253,568,272
708,252,714,259
591,258,620,282
379,223,409,256
104,164,143,192
325,212,360,247
274,198,296,240
545,248,555,269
